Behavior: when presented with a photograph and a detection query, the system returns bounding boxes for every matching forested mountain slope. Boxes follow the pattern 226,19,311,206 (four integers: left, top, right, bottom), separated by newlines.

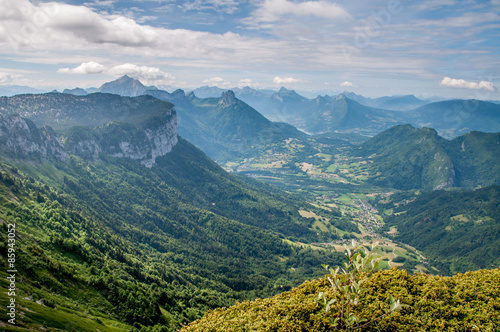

351,124,500,191
376,186,500,274
0,93,347,331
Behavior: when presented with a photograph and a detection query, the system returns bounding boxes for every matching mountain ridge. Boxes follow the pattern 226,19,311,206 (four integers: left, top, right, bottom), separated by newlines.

0,93,178,167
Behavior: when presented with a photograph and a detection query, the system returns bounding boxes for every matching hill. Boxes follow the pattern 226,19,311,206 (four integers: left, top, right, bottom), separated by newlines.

352,124,500,191
182,267,500,331
444,131,500,189
376,186,500,275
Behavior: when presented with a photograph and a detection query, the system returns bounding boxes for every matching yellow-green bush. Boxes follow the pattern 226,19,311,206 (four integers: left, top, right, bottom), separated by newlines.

181,268,500,331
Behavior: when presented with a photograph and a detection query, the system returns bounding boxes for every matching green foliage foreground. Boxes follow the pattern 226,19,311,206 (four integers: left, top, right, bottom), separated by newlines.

318,242,401,331
181,267,500,331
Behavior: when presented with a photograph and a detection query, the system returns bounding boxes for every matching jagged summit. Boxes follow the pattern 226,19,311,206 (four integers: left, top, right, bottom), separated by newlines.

220,90,237,107
170,89,187,101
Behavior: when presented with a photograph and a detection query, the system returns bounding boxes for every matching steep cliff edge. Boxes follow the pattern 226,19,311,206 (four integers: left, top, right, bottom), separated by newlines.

0,93,178,166
0,113,68,161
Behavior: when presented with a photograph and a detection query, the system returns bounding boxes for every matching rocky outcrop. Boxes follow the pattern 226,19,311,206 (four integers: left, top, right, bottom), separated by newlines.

66,107,178,167
220,90,237,107
0,114,68,161
0,93,178,167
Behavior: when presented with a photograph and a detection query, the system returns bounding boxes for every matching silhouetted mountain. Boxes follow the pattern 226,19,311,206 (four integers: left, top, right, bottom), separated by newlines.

96,75,156,96
377,95,428,111
407,99,500,137
232,86,275,111
171,90,306,162
191,85,227,98
62,87,88,95
0,85,45,96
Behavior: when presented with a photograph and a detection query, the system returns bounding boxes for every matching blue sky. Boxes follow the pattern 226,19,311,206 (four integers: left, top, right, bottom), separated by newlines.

0,0,499,99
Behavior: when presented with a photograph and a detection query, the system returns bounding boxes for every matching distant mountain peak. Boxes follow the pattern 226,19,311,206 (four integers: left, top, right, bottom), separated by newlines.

220,90,237,107
170,89,186,100
336,93,348,102
119,74,133,80
62,87,88,96
97,75,148,97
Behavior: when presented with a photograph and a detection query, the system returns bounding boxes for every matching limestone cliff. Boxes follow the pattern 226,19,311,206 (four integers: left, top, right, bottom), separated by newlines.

0,93,178,167
0,113,68,161
66,110,177,167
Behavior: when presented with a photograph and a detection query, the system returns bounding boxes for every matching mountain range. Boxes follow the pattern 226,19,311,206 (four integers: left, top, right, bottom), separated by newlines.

1,76,498,331
68,76,500,140
58,76,499,191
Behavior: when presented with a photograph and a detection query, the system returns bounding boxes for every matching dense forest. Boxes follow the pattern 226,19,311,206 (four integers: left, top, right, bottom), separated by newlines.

376,186,500,274
0,139,347,331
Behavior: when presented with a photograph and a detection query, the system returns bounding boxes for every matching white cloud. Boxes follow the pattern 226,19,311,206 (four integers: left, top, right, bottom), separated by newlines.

238,78,261,88
440,77,496,91
181,0,239,14
109,64,175,84
58,62,176,85
203,76,231,87
0,0,274,61
251,0,351,22
273,76,303,85
58,61,107,74
0,72,18,85
340,81,354,87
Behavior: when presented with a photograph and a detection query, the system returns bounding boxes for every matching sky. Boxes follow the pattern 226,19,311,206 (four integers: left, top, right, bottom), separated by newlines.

0,0,499,99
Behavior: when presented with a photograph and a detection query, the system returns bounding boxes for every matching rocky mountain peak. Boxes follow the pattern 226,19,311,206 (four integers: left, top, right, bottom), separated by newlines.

170,89,187,101
97,75,148,97
220,90,237,107
336,93,347,101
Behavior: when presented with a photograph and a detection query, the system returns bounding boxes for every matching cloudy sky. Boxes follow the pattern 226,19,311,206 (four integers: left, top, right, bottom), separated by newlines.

0,0,499,99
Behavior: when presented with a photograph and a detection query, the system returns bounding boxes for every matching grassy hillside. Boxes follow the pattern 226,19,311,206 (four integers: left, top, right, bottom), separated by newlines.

444,131,500,189
0,92,353,330
182,267,500,331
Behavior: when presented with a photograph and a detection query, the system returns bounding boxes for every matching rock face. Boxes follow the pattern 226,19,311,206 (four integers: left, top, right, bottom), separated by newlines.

0,114,68,161
0,93,178,167
65,106,178,167
220,90,237,107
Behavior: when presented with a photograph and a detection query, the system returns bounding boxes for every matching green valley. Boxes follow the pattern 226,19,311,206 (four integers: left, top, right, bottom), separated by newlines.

0,89,498,331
